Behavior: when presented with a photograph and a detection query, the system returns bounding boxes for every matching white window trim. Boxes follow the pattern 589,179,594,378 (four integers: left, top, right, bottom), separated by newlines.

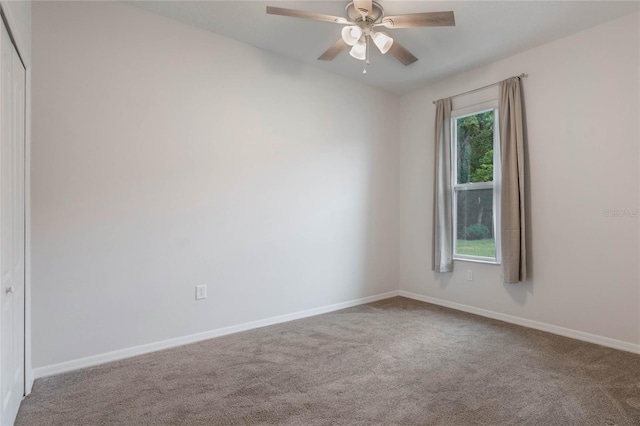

451,100,501,265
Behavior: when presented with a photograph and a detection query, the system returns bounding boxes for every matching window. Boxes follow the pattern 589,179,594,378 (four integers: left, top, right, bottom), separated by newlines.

452,102,500,264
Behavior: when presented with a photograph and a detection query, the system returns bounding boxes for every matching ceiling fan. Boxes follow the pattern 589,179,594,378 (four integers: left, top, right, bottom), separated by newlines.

266,1,455,73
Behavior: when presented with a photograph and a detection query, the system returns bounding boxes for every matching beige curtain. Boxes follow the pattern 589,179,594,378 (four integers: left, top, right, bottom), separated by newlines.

432,98,453,273
499,77,527,283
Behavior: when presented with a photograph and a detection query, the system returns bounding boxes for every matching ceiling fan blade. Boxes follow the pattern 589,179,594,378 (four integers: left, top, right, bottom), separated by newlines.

384,35,418,66
381,11,455,29
353,0,373,17
266,6,349,24
318,38,349,61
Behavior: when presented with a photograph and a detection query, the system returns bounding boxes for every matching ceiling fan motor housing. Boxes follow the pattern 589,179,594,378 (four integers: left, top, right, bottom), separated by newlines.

346,1,385,26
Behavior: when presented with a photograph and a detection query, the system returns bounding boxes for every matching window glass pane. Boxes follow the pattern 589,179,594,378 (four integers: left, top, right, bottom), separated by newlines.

456,188,495,258
456,110,495,184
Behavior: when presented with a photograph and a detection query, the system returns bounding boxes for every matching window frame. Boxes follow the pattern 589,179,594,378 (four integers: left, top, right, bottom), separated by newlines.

451,100,502,265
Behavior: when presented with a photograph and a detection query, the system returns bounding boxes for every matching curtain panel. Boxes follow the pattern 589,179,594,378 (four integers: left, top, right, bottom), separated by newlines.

432,98,454,273
499,77,527,283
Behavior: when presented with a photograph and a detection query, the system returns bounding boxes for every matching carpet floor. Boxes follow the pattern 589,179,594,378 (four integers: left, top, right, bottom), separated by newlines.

17,297,640,425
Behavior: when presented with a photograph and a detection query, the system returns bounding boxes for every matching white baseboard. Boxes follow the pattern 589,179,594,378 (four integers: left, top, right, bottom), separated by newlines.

33,290,400,379
399,290,640,355
33,289,638,380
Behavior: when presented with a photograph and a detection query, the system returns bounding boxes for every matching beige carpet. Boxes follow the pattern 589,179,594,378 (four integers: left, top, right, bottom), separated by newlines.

17,297,640,425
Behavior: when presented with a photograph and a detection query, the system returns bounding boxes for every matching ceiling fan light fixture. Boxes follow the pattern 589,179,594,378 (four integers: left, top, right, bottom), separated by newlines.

372,31,393,54
349,39,367,60
341,25,363,46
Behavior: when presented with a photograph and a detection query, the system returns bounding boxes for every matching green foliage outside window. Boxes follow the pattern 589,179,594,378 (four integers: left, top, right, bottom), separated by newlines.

456,111,494,184
471,150,493,183
462,223,490,240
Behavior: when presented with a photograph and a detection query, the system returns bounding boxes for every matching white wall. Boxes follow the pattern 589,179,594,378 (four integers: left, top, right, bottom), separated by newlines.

399,12,640,346
32,1,639,372
32,2,398,368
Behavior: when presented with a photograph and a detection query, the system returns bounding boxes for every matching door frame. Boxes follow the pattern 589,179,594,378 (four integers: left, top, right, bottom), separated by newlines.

0,1,31,398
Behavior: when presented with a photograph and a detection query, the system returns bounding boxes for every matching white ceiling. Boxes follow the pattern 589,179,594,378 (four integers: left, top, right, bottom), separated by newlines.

130,1,640,95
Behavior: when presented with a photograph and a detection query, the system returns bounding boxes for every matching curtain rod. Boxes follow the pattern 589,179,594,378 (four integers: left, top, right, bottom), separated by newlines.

432,73,528,105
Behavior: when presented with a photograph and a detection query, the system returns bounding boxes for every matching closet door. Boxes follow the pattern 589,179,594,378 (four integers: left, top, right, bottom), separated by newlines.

0,18,25,426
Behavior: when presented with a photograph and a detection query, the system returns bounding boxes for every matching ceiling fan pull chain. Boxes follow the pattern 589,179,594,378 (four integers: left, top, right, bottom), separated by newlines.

363,35,370,74
366,35,371,65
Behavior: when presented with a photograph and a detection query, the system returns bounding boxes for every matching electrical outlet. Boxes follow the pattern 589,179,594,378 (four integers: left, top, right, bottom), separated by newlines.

466,270,473,281
195,285,207,300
